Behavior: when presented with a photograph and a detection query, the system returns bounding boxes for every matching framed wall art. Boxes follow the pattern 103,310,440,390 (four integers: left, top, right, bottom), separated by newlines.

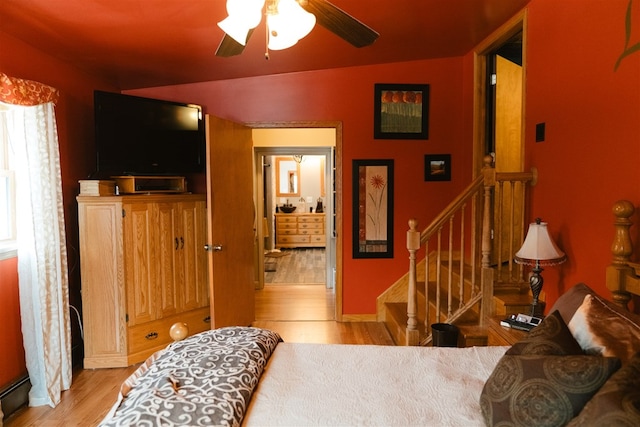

424,154,451,182
374,83,429,140
353,159,394,258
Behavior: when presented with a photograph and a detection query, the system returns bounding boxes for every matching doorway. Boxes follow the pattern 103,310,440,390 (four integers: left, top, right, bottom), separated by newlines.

473,12,526,269
251,122,342,321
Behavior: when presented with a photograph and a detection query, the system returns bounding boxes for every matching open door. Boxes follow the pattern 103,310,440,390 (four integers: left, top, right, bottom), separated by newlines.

206,115,255,327
485,31,525,267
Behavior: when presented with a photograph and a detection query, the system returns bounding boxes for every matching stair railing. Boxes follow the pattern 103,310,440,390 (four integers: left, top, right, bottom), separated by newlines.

406,156,536,346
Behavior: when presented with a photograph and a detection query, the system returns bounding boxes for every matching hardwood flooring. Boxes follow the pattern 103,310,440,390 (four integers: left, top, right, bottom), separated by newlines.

264,248,326,284
4,254,393,426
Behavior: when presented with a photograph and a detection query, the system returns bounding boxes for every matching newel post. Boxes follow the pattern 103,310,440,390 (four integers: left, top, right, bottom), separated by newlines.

406,219,420,346
480,156,496,323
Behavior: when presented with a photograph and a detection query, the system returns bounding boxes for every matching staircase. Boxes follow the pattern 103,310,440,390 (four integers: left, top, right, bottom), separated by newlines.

377,156,537,346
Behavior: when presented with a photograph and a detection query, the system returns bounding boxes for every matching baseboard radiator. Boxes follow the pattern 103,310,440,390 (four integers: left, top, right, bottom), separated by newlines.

0,375,30,422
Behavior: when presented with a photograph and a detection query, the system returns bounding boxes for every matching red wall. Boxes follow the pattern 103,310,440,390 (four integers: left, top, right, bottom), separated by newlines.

0,257,25,387
0,2,638,384
128,58,473,314
130,0,640,314
521,0,640,307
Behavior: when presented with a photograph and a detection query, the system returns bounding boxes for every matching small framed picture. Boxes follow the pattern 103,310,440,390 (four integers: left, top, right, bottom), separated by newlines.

424,154,451,181
374,83,429,140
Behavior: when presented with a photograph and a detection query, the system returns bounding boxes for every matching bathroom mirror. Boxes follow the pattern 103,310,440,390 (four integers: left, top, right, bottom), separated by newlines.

275,156,300,197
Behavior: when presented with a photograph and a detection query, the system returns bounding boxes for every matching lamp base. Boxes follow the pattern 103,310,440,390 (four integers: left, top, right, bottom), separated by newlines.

529,300,546,317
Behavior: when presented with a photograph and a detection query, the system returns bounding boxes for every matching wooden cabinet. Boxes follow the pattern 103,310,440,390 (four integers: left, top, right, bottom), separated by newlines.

275,213,326,248
77,193,209,368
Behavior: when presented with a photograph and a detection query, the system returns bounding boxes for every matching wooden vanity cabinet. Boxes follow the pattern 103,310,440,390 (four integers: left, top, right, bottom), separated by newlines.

77,193,209,368
275,213,326,248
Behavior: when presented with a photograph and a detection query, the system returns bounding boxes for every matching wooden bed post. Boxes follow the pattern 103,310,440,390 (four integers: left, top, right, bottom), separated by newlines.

606,199,636,310
406,219,420,346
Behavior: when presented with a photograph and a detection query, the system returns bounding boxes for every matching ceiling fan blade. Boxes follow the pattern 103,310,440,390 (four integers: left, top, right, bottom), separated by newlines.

215,29,256,57
299,0,379,48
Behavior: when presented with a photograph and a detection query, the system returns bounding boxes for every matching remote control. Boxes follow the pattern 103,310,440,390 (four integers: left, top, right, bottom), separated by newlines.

500,313,543,331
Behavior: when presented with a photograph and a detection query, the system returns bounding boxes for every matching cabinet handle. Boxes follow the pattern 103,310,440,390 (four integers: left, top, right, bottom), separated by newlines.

175,237,179,250
180,237,184,249
203,316,211,323
145,332,159,340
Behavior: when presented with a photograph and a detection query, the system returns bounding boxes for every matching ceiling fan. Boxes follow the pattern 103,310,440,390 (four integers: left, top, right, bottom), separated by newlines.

216,0,379,58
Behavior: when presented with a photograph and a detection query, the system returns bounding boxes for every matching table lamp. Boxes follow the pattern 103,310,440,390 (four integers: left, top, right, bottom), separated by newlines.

514,218,567,317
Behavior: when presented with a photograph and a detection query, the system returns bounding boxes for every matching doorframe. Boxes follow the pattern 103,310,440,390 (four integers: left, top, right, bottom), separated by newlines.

248,121,344,321
472,9,527,175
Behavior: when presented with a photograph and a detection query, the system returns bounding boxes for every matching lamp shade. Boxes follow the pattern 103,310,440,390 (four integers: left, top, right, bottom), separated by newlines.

515,220,567,266
267,0,316,50
217,0,265,45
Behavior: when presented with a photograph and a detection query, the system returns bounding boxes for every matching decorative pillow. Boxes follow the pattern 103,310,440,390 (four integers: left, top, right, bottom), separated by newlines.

548,283,596,324
568,293,640,364
506,310,584,356
480,355,621,427
567,353,640,426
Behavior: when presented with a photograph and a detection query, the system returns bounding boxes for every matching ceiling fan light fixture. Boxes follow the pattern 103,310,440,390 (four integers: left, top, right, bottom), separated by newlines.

218,0,265,45
266,0,316,51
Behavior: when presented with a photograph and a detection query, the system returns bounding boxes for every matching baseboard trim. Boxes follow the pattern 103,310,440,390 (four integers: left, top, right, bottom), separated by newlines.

341,314,377,322
0,376,30,421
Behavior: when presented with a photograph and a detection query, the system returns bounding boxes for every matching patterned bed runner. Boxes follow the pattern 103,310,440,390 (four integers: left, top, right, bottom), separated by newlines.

100,327,282,427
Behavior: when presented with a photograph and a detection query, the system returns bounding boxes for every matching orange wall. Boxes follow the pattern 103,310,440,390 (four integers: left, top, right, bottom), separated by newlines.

128,58,473,314
521,0,640,307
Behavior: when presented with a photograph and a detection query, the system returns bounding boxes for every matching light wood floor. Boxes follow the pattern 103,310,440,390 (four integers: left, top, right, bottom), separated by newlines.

5,284,393,426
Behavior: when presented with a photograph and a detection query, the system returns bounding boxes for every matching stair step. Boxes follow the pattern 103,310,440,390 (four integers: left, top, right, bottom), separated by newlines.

384,296,483,346
493,290,543,316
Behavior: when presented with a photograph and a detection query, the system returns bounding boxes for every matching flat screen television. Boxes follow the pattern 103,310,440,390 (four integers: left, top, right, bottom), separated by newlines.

94,90,205,175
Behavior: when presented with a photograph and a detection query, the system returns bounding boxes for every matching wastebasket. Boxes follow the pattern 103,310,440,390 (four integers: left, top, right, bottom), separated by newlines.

431,323,459,347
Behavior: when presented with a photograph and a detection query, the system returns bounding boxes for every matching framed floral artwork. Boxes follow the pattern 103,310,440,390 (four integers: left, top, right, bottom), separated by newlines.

352,159,394,258
374,83,429,139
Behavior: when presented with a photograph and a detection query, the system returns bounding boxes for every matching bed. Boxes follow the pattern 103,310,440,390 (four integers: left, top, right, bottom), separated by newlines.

100,200,640,427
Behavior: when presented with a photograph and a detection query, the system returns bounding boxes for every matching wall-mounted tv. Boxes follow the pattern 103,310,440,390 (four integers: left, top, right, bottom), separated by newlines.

94,90,205,175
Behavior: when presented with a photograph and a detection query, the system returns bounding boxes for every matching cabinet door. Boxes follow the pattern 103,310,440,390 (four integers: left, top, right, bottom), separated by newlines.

156,202,180,318
178,200,209,310
123,202,157,326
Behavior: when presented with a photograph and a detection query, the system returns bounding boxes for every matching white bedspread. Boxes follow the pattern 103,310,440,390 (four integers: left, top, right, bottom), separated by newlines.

244,343,508,426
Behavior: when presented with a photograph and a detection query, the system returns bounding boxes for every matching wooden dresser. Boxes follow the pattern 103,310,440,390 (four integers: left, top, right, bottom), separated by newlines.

275,212,326,248
77,193,210,368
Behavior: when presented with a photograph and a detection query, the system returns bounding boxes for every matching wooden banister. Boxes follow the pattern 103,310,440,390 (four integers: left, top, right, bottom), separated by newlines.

405,156,536,345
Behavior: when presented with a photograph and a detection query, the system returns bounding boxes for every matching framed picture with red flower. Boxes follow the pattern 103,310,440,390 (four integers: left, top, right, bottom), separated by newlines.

352,159,394,259
374,83,429,139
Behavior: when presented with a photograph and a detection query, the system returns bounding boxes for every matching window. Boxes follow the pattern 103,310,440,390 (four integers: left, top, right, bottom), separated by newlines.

0,111,17,258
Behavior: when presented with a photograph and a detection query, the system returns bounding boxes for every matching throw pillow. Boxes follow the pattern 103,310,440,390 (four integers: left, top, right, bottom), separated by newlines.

480,355,621,427
567,352,640,426
548,283,596,324
568,293,640,364
506,310,583,356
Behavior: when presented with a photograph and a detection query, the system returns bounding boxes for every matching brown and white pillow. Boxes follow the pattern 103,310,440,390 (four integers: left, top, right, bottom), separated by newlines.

568,293,640,364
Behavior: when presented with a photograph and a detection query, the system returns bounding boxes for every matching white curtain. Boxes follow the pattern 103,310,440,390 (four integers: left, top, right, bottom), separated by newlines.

6,102,72,407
